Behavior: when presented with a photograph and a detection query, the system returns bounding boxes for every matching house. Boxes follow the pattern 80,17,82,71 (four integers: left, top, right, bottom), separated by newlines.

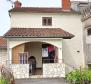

3,0,86,78
81,3,91,69
71,1,88,12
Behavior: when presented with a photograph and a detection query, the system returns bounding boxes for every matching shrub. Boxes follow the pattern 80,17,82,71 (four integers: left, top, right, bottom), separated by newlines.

65,68,91,84
0,76,9,84
82,69,91,81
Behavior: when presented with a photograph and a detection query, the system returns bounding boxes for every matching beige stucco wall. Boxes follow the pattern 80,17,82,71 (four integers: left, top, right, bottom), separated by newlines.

8,38,62,48
25,42,42,68
11,13,81,29
9,12,85,69
0,49,7,64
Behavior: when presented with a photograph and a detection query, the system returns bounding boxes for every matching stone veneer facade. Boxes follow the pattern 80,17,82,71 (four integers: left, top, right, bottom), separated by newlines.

43,63,65,78
9,63,65,79
0,49,7,64
10,64,29,79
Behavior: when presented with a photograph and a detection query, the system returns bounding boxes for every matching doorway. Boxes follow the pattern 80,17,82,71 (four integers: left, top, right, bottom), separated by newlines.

28,56,36,75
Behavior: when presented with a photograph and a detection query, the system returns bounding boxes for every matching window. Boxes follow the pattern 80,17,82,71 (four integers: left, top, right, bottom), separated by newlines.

42,17,52,26
87,28,91,35
19,52,28,64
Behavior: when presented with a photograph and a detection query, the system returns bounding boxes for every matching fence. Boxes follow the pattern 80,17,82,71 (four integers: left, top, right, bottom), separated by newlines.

1,65,15,84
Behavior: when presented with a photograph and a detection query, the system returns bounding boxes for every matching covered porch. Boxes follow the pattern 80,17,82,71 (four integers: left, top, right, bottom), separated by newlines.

7,40,64,78
4,28,74,78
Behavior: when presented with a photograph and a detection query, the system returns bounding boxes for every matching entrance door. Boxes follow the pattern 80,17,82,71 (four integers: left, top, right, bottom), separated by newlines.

28,56,36,75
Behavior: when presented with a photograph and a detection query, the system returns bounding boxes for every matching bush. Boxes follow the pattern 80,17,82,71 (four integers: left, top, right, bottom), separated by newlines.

65,68,91,84
0,76,9,84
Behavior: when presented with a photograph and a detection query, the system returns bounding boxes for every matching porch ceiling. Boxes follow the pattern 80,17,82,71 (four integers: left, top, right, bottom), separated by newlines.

4,28,74,39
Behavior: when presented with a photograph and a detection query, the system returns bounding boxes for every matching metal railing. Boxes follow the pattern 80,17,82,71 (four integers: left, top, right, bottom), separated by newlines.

5,59,78,69
5,59,78,72
6,59,62,64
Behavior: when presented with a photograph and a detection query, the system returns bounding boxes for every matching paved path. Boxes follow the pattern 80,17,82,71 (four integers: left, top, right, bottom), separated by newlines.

15,78,68,84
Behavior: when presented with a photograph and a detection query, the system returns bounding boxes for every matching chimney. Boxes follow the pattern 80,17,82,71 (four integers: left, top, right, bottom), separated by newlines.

62,0,71,11
14,0,22,8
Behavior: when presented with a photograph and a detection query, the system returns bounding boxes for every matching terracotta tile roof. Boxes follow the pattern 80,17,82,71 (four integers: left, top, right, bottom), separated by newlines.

0,37,7,48
4,28,74,39
9,7,80,14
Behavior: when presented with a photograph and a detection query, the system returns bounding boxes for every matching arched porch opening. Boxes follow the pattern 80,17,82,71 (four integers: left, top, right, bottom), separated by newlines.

11,41,62,76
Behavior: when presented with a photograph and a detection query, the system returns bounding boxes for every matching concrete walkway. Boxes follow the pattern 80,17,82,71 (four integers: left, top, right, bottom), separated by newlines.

15,78,68,84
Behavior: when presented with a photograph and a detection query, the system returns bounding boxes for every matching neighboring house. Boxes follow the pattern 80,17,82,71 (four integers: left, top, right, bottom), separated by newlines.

3,0,86,78
81,3,91,68
71,1,88,12
0,37,7,64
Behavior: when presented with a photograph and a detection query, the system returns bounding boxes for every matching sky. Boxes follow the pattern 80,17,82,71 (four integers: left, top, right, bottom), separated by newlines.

0,0,89,36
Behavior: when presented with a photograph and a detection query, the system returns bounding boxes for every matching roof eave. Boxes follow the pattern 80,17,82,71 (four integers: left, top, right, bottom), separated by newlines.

8,8,81,14
4,36,74,39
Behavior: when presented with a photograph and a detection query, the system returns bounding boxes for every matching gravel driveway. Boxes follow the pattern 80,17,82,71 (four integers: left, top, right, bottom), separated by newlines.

15,78,68,84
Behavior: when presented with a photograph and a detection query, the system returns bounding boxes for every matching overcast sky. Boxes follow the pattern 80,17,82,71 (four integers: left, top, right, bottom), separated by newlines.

0,0,89,36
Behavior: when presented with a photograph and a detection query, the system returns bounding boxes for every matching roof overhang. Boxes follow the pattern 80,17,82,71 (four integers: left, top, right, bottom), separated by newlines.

9,7,80,14
4,28,74,39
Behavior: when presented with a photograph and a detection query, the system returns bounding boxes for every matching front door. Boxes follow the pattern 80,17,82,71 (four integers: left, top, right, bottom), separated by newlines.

28,56,36,75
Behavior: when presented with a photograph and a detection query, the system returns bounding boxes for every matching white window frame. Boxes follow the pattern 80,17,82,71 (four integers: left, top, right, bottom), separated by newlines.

19,52,28,64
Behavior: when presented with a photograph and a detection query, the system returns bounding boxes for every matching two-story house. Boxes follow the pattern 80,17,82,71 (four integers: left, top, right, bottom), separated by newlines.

3,0,85,79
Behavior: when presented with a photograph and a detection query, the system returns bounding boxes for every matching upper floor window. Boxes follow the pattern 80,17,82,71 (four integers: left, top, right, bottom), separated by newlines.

42,17,52,26
87,28,91,36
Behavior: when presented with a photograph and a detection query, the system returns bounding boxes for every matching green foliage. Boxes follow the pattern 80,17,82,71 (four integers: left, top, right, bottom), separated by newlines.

0,76,9,84
65,68,91,84
82,69,91,81
65,69,81,83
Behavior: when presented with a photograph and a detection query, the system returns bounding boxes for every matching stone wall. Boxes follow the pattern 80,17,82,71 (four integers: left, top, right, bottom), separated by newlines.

9,63,65,79
43,63,65,78
10,64,29,79
0,49,7,64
